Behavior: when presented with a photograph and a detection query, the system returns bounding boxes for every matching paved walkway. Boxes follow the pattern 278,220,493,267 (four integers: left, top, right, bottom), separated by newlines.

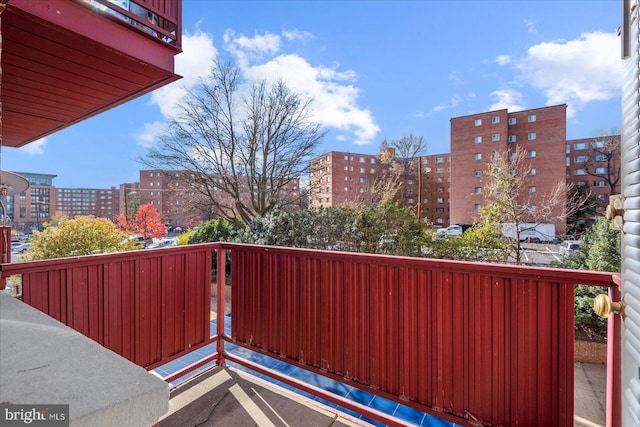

575,362,606,427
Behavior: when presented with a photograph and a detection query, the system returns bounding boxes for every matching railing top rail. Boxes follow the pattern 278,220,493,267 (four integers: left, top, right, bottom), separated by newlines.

216,242,616,287
0,243,219,276
1,241,615,287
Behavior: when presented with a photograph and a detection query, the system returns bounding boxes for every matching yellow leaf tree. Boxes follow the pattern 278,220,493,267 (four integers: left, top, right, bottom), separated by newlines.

23,215,141,261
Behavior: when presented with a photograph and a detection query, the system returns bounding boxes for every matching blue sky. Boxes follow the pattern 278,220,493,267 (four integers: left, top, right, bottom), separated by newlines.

7,0,622,188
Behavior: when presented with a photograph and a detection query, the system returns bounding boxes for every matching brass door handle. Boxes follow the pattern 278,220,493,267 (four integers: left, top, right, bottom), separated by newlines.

593,294,626,319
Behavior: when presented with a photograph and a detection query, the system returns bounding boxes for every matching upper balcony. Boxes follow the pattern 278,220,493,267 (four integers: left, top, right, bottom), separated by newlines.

1,0,182,148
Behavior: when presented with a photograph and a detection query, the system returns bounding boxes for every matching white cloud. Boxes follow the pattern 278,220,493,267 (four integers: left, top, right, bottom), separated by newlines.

433,96,461,112
134,121,167,149
139,29,380,147
282,28,315,43
488,89,525,111
149,31,218,119
514,31,620,117
413,112,427,118
19,138,47,155
243,54,380,145
526,21,537,34
449,73,462,84
496,55,511,66
224,30,281,68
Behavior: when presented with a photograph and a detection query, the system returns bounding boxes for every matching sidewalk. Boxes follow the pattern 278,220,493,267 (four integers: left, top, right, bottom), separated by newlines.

575,362,606,427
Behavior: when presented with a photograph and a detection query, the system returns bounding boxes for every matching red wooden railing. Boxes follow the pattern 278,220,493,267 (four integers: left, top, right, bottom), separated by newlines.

0,243,617,426
1,245,213,368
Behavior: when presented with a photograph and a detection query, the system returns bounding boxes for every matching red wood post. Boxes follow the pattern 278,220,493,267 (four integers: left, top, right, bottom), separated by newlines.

216,246,226,365
607,274,622,427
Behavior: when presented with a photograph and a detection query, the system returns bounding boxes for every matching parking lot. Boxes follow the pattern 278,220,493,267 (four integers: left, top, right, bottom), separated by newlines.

518,242,566,266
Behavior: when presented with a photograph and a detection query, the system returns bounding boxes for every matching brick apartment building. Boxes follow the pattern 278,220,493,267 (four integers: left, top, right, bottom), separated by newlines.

309,151,452,226
312,104,620,235
137,170,302,228
450,105,568,234
55,187,120,221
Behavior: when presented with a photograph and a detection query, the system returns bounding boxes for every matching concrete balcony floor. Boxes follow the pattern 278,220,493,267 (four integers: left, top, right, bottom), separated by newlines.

157,351,606,427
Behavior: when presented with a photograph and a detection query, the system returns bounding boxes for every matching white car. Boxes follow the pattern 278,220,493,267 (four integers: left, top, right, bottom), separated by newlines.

559,240,582,257
11,243,30,253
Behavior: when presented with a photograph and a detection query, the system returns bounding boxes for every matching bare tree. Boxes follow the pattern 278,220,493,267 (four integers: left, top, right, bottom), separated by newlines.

141,62,325,225
371,134,428,205
478,146,569,264
574,131,621,195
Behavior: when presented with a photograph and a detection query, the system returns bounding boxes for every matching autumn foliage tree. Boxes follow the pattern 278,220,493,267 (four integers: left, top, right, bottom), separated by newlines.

24,216,140,260
117,203,167,240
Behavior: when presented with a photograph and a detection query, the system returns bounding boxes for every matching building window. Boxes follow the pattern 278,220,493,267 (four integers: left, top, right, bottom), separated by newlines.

528,186,537,193
574,142,589,150
492,116,500,124
436,167,445,173
150,172,154,177
359,157,365,163
594,167,609,174
566,144,570,154
474,187,482,194
474,153,482,160
593,141,608,149
359,167,365,173
593,180,607,187
475,119,482,126
508,117,516,125
474,204,482,211
474,170,482,177
359,177,365,183
574,169,587,176
150,182,154,187
574,155,589,162
359,188,365,193
436,208,445,213
326,177,331,182
370,169,376,174
566,157,570,166
508,135,516,142
436,197,445,203
436,157,445,163
527,133,537,140
344,166,348,171
508,152,516,160
528,168,537,175
437,187,444,193
492,133,500,141
528,114,537,122
474,136,482,144
594,154,608,162
527,150,536,158
575,181,587,188
436,177,444,183
493,151,501,159
344,187,349,191
370,158,376,164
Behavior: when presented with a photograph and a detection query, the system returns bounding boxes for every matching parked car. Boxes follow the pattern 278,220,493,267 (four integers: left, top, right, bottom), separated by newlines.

436,224,468,238
559,240,582,257
11,243,30,254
